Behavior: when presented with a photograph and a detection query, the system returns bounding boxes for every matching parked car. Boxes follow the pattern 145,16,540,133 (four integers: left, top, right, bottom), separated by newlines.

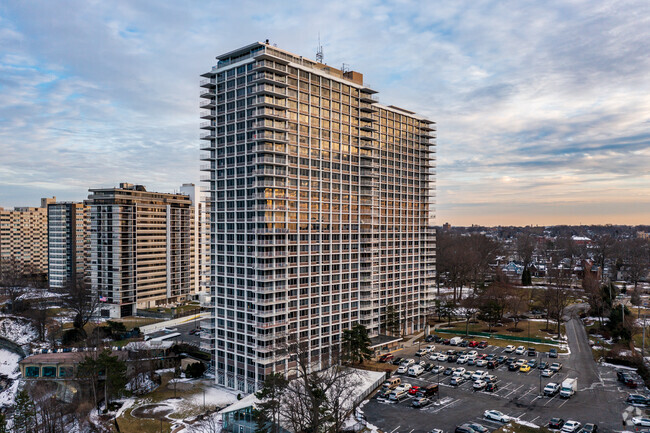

455,425,476,433
425,335,434,342
462,371,473,381
485,382,498,392
515,346,526,355
528,347,536,356
549,418,565,429
412,397,431,408
473,380,487,390
472,370,487,381
561,421,581,433
391,357,403,365
633,417,650,427
448,353,459,363
450,376,465,386
417,384,439,397
395,383,412,393
508,362,520,371
549,348,558,358
469,341,479,347
379,354,394,363
542,369,554,377
627,394,650,406
459,340,469,347
484,410,511,422
475,359,487,367
397,365,408,374
408,385,421,395
520,364,532,373
478,341,488,348
539,361,548,370
527,359,538,368
544,382,560,396
402,359,415,367
487,360,498,369
504,345,515,353
579,424,598,433
468,424,489,433
438,354,449,362
550,362,563,372
485,374,497,383
431,365,445,374
457,355,469,364
453,367,466,377
444,367,454,376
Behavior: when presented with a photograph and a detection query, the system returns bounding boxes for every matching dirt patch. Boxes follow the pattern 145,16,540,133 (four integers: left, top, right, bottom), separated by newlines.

131,404,174,420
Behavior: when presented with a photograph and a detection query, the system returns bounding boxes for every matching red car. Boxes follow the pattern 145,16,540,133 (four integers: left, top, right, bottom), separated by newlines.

379,354,394,363
408,386,421,395
469,341,479,347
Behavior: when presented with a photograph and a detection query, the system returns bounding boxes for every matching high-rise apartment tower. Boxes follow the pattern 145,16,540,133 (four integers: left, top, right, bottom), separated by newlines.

200,42,436,392
47,202,90,288
87,183,196,318
0,197,55,276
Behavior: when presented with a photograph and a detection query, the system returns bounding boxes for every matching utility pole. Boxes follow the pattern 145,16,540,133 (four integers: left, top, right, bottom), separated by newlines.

643,313,646,358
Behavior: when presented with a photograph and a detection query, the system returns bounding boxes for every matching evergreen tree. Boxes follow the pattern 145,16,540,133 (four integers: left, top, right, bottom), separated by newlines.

0,413,7,433
342,324,373,364
254,373,288,433
12,390,36,433
521,267,532,286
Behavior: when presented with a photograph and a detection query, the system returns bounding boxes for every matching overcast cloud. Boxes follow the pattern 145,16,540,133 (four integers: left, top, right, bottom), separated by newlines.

0,0,648,225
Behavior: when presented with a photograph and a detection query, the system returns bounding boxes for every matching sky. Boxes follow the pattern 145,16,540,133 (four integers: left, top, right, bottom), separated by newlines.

0,0,648,226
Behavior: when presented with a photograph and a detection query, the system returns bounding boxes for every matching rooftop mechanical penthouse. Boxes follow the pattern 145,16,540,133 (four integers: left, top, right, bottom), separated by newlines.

200,42,436,392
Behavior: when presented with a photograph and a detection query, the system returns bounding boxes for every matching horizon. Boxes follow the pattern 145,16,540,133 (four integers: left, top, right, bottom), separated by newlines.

0,1,648,225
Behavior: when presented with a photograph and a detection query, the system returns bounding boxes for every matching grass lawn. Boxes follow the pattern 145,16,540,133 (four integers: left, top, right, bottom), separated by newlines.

436,319,565,341
117,317,164,329
116,373,236,433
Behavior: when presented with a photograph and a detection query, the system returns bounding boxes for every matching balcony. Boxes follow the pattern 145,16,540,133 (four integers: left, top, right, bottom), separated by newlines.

255,107,288,120
200,98,216,109
359,93,378,103
200,121,216,130
200,110,216,120
359,102,378,113
252,61,289,75
200,88,213,98
254,72,288,87
200,132,216,141
255,84,288,98
200,78,216,88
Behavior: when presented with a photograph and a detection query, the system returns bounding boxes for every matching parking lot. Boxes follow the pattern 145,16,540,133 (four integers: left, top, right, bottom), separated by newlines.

363,316,642,433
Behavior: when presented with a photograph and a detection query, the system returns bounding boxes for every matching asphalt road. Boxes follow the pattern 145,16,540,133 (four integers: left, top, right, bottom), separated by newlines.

362,307,639,433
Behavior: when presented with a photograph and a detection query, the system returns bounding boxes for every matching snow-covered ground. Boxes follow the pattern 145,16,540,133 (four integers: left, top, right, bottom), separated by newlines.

0,348,22,407
0,316,37,345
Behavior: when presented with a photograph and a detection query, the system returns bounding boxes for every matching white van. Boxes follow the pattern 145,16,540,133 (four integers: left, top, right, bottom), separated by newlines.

389,390,408,402
408,365,424,377
450,337,463,346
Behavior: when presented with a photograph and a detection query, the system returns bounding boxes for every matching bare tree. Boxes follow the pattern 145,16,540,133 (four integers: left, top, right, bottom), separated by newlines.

593,234,616,281
189,413,222,433
507,286,528,331
58,279,99,330
460,294,480,336
0,257,26,314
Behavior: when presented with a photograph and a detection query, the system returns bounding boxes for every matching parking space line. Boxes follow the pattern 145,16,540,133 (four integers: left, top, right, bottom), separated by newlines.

389,426,400,433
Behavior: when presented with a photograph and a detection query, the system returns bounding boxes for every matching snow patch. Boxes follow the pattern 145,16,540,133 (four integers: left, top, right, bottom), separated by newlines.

0,316,38,345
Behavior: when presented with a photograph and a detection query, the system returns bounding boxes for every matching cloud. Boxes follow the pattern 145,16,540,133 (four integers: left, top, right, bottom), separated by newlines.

0,0,648,225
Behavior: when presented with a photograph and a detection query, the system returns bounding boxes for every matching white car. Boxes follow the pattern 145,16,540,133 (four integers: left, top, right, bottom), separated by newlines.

484,410,510,422
473,379,487,390
504,345,515,353
438,354,449,362
543,382,560,396
472,370,487,381
485,374,497,383
561,421,581,433
468,350,478,358
452,367,466,377
633,417,650,427
541,369,553,377
402,358,415,367
395,383,412,393
397,365,408,374
426,345,436,352
475,359,488,367
515,346,526,355
457,355,468,364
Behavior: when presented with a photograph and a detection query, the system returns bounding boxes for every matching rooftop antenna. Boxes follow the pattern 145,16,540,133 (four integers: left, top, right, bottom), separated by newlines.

341,63,350,73
316,33,324,63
